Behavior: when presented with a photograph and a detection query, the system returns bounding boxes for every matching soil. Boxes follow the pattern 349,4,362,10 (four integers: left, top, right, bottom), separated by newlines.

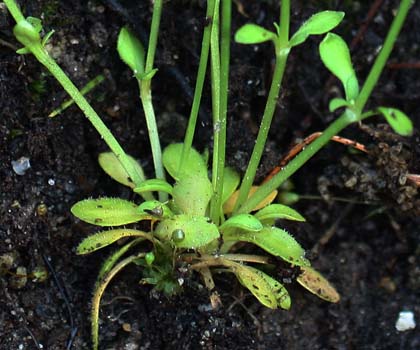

1,1,419,349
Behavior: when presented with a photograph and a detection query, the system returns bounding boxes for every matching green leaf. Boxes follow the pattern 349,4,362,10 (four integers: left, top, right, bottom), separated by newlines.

254,204,305,225
234,24,276,44
98,152,146,188
77,229,151,255
136,68,158,81
290,11,345,47
155,214,220,249
221,167,240,205
71,198,146,226
219,214,263,233
134,179,173,195
232,264,290,309
138,200,173,219
26,17,42,33
41,30,55,46
297,266,340,303
319,33,359,101
163,143,208,181
13,20,41,46
224,226,309,266
329,97,351,112
117,26,145,75
173,174,212,216
377,107,413,136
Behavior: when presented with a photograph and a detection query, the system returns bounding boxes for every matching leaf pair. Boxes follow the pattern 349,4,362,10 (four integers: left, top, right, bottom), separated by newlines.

235,11,344,48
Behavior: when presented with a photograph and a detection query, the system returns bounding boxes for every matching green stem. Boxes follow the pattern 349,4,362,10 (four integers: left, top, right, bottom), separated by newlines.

210,0,231,224
239,0,411,214
233,0,291,212
237,111,354,214
3,0,25,22
209,0,223,223
355,0,412,112
91,253,145,350
180,0,215,170
139,0,165,201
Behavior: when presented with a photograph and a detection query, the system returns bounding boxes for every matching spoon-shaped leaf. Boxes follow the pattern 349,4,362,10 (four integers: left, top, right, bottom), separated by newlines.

377,107,413,136
134,179,173,195
71,198,146,226
235,24,276,44
232,263,290,309
224,226,310,266
163,143,208,180
297,266,340,303
155,214,219,249
319,33,359,101
290,11,345,47
117,26,145,75
77,229,151,255
219,214,263,233
254,204,305,225
98,152,146,188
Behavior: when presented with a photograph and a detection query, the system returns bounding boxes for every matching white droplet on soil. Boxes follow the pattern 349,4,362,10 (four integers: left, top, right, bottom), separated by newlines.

177,278,184,286
48,178,55,186
11,157,31,175
395,311,416,331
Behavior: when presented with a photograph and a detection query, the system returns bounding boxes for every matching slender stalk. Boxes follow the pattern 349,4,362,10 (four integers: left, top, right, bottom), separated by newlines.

139,0,166,201
238,0,412,214
233,0,291,212
355,0,412,112
209,0,223,223
4,0,153,201
91,253,145,350
180,0,215,170
3,0,25,22
209,0,231,223
237,111,354,214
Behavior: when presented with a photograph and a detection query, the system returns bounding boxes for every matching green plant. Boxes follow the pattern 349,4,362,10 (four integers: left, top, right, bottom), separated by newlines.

4,0,413,349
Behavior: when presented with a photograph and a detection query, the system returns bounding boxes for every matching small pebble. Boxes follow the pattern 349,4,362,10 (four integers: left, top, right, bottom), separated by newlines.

11,157,31,175
395,311,416,331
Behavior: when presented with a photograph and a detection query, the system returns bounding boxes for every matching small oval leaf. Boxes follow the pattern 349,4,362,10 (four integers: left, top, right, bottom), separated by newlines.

98,152,146,188
71,198,145,226
173,174,212,216
290,11,345,47
77,229,151,255
224,226,309,266
155,214,219,249
235,24,276,45
117,26,145,75
219,214,263,233
329,97,351,112
232,264,290,309
223,186,278,214
319,33,359,101
134,179,173,195
297,266,340,303
377,107,413,136
254,204,305,225
163,143,208,180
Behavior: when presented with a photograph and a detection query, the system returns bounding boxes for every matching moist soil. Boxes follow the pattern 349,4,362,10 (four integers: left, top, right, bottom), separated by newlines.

1,1,419,349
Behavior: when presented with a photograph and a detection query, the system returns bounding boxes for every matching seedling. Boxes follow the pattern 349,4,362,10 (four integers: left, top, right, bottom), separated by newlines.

4,0,413,349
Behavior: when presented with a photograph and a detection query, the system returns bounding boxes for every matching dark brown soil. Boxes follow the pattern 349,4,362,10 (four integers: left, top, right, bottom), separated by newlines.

1,1,419,349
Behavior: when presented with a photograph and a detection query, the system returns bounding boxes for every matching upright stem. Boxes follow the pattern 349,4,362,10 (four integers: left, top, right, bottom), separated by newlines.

355,0,412,111
139,0,166,201
210,0,231,223
3,0,24,22
237,111,354,214
233,0,291,212
239,0,412,214
180,0,215,170
209,0,224,223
